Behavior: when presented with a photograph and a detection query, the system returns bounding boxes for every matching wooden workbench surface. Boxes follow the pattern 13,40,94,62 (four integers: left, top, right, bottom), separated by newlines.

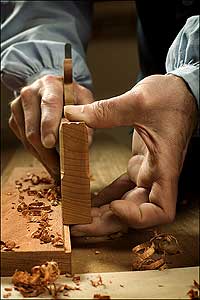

1,128,199,275
1,267,199,299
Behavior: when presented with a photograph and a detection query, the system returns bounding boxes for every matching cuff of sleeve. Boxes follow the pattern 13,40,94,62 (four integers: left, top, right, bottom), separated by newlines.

1,68,62,92
167,64,199,109
26,68,63,85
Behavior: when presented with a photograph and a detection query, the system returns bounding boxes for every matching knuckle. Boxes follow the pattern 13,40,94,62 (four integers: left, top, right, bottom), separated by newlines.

41,74,56,83
93,100,111,122
20,86,33,100
41,94,61,107
131,90,146,110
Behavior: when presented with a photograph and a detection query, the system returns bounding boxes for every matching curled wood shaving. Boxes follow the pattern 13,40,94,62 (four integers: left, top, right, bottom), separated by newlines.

90,275,105,287
132,231,181,271
1,240,17,251
12,261,60,298
187,280,200,299
72,275,81,285
4,288,12,292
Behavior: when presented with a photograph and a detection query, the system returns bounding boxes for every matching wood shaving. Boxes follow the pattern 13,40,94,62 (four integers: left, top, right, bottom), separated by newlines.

3,173,64,248
93,294,111,299
90,275,105,287
4,288,12,291
12,261,60,298
72,275,81,285
132,231,181,271
3,293,11,298
1,240,16,251
187,280,200,299
63,284,80,291
65,272,73,278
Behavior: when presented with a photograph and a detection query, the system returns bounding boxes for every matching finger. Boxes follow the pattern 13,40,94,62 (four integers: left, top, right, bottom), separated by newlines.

10,97,44,159
10,97,60,179
9,114,21,141
92,173,135,207
110,183,177,228
20,85,41,148
73,82,94,105
39,75,63,148
71,207,126,237
64,89,144,128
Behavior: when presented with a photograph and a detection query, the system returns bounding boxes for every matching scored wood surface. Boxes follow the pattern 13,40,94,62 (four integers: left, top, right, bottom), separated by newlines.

59,119,91,225
1,167,71,276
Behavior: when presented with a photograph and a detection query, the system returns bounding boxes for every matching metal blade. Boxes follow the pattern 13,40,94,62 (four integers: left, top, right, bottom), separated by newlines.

65,43,72,59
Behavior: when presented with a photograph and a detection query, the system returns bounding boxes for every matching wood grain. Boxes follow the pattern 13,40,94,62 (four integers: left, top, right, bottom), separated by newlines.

59,53,91,225
59,119,91,224
1,167,71,276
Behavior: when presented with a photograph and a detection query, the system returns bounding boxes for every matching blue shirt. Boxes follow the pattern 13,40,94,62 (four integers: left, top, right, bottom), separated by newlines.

1,2,199,110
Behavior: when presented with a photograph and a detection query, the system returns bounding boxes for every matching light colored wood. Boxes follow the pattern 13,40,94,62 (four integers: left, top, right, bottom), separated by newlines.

1,167,71,276
59,119,91,225
1,267,199,299
1,129,199,275
59,53,91,225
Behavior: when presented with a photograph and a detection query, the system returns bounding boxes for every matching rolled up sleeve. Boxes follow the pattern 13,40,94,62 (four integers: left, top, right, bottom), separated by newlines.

165,15,199,109
1,1,93,91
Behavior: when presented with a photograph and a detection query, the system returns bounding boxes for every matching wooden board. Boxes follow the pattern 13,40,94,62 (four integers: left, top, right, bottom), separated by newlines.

59,51,91,225
60,119,92,225
1,267,199,299
1,167,71,276
1,129,199,276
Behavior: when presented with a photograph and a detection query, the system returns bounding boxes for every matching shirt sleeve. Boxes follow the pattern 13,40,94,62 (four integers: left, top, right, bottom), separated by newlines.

1,1,93,92
165,15,199,109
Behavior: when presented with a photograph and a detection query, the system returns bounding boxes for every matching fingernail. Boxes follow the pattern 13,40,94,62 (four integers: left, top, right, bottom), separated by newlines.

64,105,83,119
43,133,56,148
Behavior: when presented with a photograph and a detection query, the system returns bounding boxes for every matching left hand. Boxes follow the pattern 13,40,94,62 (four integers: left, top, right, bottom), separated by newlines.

64,75,197,237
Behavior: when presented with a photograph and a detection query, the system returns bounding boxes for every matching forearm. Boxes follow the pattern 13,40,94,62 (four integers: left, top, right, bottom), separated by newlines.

1,1,93,91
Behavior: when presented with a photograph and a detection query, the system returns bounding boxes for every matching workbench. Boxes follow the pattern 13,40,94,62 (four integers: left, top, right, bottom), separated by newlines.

1,127,199,299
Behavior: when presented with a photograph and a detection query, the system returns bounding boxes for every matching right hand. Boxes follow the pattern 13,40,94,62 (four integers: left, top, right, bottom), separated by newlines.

9,75,94,180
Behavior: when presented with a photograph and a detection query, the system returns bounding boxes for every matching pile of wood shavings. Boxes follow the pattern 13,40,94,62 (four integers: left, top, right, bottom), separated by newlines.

13,173,64,246
132,231,181,271
11,262,82,299
187,280,200,299
12,261,60,298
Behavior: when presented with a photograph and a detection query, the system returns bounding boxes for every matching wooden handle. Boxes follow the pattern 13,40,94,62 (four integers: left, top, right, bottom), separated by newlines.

63,58,74,105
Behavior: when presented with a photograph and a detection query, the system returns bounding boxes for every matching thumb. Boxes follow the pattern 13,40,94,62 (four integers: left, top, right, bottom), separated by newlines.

64,90,143,128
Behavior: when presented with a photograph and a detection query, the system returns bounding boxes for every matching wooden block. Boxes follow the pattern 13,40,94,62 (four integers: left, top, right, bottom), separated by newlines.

59,119,92,225
59,46,91,225
1,167,71,276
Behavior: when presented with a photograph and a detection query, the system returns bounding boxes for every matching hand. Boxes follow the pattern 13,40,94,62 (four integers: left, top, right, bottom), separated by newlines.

64,74,197,236
9,75,94,180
